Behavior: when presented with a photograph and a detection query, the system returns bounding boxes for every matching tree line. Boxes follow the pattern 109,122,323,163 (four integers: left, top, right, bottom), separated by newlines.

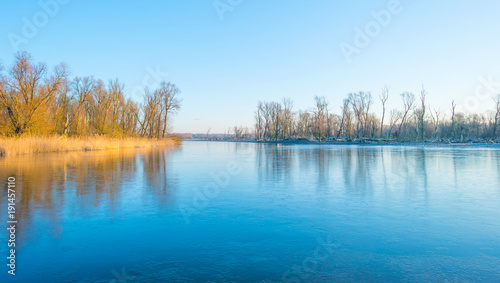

0,52,180,138
251,86,500,142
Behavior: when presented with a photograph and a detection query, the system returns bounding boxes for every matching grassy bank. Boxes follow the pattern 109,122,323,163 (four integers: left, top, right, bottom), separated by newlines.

0,136,181,156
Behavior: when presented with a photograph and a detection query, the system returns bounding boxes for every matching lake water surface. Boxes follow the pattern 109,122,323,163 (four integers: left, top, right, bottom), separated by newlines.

1,141,500,282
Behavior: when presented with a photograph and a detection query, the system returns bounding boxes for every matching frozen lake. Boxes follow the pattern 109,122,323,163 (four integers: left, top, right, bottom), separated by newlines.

1,141,500,282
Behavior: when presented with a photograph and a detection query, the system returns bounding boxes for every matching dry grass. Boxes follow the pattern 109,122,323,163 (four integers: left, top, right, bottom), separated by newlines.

0,135,181,156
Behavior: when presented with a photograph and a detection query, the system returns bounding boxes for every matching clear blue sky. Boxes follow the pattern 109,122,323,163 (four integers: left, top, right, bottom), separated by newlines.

1,0,500,133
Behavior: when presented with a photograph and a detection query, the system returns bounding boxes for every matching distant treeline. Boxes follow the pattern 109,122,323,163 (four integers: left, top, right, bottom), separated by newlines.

0,52,180,138
244,86,500,142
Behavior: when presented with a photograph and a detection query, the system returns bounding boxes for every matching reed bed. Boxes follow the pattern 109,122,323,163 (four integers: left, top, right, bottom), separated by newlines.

0,136,180,156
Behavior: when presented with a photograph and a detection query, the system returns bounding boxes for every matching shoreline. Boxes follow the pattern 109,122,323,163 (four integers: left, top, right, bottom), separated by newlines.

184,139,500,148
0,136,181,156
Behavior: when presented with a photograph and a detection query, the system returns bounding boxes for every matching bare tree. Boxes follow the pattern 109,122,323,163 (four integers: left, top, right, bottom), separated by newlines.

0,52,67,135
136,82,181,138
450,100,456,138
256,101,283,141
429,106,441,139
416,86,427,141
254,102,264,141
379,85,389,137
269,101,282,140
313,96,328,141
388,109,401,138
493,94,500,137
233,126,244,139
159,81,181,138
139,87,161,137
120,98,139,135
296,110,311,139
71,77,96,135
281,98,294,139
53,82,71,136
397,92,415,138
336,98,350,139
249,88,496,142
0,53,183,138
348,92,372,137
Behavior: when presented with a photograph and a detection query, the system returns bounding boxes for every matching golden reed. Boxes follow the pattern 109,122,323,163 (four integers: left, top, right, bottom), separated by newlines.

0,135,181,156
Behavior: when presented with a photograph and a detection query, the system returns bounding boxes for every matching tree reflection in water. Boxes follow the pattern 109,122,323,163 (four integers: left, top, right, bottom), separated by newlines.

0,146,180,248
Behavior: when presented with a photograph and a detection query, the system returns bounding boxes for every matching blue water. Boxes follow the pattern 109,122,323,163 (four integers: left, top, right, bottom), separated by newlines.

1,141,500,282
